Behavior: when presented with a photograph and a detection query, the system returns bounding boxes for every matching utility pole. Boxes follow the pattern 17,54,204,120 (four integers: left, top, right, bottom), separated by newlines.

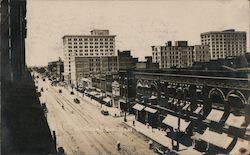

124,70,129,122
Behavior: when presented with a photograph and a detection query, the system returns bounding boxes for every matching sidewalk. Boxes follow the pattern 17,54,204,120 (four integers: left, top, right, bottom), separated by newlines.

122,115,201,155
64,87,122,117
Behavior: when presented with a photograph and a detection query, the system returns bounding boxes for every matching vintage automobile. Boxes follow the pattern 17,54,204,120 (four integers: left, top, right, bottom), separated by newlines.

59,89,62,93
74,98,80,104
70,91,74,95
101,109,109,115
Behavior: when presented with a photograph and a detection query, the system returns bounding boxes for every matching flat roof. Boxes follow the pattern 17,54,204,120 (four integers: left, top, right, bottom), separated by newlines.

201,30,246,35
62,35,116,39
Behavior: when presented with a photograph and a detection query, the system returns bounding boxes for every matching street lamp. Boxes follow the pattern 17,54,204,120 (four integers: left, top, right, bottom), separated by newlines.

124,73,129,122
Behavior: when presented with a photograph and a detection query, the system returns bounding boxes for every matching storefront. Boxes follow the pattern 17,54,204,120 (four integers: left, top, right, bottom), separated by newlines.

132,103,146,124
144,107,158,128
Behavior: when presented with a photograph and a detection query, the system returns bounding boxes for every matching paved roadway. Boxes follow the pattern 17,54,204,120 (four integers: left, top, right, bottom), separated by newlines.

36,77,157,155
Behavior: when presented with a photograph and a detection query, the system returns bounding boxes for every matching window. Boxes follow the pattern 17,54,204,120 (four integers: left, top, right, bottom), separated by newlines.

68,38,72,41
74,38,77,41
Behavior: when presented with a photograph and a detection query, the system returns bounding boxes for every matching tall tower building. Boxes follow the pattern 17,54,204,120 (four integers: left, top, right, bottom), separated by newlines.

201,29,246,60
62,29,116,84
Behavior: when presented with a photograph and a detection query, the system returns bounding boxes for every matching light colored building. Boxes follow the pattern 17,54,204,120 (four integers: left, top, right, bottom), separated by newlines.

152,41,210,69
70,56,117,86
201,29,247,60
62,29,116,84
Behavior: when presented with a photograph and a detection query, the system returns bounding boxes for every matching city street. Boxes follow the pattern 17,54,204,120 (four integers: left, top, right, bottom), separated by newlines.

36,78,157,155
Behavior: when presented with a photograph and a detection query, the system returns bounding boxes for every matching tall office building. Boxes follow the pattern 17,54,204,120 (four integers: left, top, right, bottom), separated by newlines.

1,0,27,83
152,41,210,69
201,29,247,60
62,29,116,83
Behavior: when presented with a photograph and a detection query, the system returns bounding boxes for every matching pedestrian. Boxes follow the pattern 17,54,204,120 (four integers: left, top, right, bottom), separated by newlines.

133,120,135,126
117,141,121,150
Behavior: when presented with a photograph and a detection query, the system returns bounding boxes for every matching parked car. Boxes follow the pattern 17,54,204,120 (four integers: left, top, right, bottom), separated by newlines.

59,89,62,93
74,98,80,104
101,109,109,115
70,91,74,95
43,79,45,81
154,146,171,155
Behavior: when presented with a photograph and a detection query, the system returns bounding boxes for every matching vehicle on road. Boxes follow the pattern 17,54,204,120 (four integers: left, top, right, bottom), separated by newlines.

154,146,171,155
70,91,74,95
41,87,43,92
101,109,109,115
59,89,62,93
41,103,48,113
43,79,45,81
74,98,80,104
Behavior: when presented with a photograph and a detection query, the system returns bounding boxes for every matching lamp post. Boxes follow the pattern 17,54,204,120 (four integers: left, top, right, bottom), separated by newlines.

124,71,129,122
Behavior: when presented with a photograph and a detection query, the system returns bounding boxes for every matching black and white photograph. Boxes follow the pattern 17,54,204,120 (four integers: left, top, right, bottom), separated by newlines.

1,0,250,154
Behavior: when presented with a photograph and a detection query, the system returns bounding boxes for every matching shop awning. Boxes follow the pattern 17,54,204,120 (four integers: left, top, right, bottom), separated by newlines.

149,95,157,100
194,106,203,114
182,102,190,110
89,91,98,96
95,94,102,98
206,108,224,122
103,97,111,103
226,113,245,128
133,104,145,111
119,99,126,103
162,115,190,131
200,129,233,148
172,100,178,105
179,101,185,107
144,107,157,113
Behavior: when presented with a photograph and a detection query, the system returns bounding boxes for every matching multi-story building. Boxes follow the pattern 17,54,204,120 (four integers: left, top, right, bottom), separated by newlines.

135,56,159,70
118,50,138,70
152,41,210,69
201,29,247,60
70,56,117,86
47,58,64,81
1,0,27,83
62,29,116,83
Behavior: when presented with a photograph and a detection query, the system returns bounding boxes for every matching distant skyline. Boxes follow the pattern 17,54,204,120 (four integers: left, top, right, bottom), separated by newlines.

26,0,250,66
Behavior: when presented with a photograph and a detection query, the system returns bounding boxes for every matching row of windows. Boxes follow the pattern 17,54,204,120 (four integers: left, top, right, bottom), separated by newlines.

67,38,114,41
68,45,114,48
68,49,114,53
68,42,114,45
68,53,113,57
201,34,245,38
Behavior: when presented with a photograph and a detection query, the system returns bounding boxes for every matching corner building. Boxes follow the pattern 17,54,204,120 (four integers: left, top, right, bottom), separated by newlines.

201,29,246,60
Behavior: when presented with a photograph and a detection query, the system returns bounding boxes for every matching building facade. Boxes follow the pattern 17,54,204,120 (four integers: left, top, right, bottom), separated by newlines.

152,41,210,69
70,56,117,86
135,56,159,70
47,58,64,81
1,0,27,83
201,29,247,60
118,50,138,70
62,29,116,83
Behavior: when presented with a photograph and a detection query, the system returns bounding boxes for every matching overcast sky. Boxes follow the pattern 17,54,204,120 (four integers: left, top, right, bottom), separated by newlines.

26,0,250,66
